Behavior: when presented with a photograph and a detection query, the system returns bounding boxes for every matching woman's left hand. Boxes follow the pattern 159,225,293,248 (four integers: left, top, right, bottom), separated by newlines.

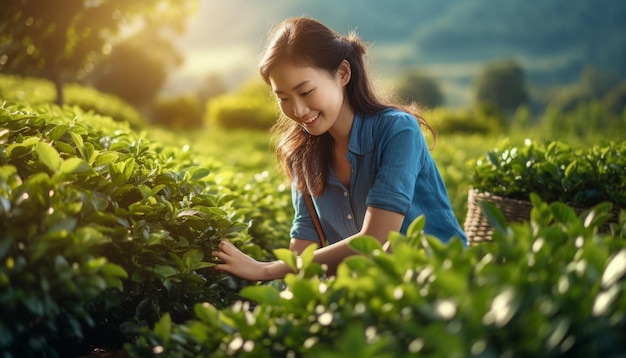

212,240,274,281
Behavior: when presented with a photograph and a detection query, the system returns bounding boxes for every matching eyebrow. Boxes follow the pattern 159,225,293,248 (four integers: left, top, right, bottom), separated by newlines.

273,80,311,94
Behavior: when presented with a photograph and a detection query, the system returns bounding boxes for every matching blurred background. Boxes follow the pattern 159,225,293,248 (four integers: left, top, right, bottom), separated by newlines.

1,0,625,134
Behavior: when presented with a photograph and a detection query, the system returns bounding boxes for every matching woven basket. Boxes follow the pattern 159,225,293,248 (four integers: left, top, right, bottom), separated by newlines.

464,189,620,245
464,189,534,245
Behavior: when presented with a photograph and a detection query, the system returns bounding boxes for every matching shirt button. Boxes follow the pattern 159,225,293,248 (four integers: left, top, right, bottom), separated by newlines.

347,214,353,220
343,191,348,197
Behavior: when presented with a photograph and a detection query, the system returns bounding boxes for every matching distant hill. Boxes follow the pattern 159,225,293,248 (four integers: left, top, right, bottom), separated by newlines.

170,0,626,106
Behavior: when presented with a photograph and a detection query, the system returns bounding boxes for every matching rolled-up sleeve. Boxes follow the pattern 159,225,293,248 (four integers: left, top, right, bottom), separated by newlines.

289,183,320,242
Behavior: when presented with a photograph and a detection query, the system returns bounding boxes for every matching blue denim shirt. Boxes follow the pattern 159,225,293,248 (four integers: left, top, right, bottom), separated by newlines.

290,108,467,245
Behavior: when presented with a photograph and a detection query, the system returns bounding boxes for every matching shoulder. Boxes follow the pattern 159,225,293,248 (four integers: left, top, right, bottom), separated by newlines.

364,108,420,135
350,108,420,154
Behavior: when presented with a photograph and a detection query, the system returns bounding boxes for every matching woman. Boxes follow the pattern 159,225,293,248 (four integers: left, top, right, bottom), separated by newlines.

213,17,467,281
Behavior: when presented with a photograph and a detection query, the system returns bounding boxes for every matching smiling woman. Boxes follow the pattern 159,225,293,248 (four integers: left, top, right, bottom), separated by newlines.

212,17,467,281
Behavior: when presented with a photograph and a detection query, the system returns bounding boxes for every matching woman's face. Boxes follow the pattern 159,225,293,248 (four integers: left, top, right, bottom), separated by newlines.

269,60,351,136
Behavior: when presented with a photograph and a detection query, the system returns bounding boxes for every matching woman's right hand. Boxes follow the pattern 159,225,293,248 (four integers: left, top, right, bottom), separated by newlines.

212,240,288,281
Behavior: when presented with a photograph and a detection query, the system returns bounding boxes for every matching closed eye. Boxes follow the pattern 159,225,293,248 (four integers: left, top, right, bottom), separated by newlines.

301,89,313,97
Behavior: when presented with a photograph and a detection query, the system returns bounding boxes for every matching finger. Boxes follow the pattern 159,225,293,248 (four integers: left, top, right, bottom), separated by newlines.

212,250,232,262
218,240,238,254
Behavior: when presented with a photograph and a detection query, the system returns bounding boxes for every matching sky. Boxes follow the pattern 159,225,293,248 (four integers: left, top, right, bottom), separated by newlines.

161,2,286,96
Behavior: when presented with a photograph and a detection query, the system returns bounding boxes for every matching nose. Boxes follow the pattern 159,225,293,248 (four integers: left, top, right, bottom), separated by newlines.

292,99,309,119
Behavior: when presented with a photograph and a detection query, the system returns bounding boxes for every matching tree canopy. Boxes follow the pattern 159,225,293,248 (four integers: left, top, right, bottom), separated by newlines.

0,0,197,104
474,59,529,113
395,70,444,109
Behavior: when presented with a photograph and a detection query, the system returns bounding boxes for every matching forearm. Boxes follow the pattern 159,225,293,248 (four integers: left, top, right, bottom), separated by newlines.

262,260,297,281
311,235,360,274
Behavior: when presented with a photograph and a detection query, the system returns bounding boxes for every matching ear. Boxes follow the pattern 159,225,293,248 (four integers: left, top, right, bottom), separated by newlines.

337,60,351,86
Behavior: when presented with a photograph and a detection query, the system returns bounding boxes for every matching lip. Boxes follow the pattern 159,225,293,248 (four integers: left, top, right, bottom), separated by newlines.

302,113,320,127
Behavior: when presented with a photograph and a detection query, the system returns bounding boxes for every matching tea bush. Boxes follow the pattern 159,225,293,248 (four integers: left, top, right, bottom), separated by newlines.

128,197,626,357
470,139,626,209
427,105,503,135
0,74,147,129
0,102,270,356
205,80,278,130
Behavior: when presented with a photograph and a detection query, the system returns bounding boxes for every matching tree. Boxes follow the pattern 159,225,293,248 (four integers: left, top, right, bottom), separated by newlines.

603,80,626,117
474,59,529,113
395,70,443,109
0,0,197,105
90,28,183,109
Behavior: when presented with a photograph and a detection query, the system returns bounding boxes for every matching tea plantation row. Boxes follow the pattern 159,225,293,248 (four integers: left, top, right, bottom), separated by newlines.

1,100,625,357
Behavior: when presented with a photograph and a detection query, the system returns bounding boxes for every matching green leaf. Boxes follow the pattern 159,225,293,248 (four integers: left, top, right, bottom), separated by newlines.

550,202,577,223
342,255,373,273
406,215,426,238
123,157,135,182
349,235,383,255
36,141,61,171
154,265,178,278
372,254,401,280
240,285,282,305
59,157,84,174
95,151,119,166
274,248,297,271
479,201,508,234
190,167,212,181
154,313,172,344
48,124,69,140
299,243,317,270
54,141,77,155
435,271,468,296
601,249,626,289
194,302,219,324
70,131,86,160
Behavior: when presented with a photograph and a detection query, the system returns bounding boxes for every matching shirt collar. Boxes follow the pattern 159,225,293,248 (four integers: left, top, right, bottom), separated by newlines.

347,111,375,155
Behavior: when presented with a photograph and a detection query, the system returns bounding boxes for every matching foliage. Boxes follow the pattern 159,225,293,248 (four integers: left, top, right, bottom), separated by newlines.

0,102,264,356
0,74,147,128
205,80,279,130
146,127,293,255
0,0,197,104
470,139,626,209
394,70,443,109
427,105,503,134
89,29,184,108
474,58,529,113
603,80,626,116
152,95,204,130
128,199,626,357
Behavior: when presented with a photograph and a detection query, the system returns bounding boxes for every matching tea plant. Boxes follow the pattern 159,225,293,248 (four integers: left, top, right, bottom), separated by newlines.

0,102,264,356
128,197,626,357
471,139,626,209
0,74,147,128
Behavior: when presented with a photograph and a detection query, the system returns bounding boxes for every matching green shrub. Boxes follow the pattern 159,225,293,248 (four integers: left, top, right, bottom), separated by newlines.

428,105,503,134
0,74,147,128
128,198,626,357
470,139,626,209
0,102,261,356
205,81,278,130
538,102,625,142
152,95,204,130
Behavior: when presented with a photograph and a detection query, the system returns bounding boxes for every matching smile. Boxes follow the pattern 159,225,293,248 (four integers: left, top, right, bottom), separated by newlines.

303,113,320,127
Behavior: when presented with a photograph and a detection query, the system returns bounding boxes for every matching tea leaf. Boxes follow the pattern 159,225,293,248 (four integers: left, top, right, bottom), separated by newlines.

154,313,172,344
240,285,282,306
274,248,297,271
349,235,383,254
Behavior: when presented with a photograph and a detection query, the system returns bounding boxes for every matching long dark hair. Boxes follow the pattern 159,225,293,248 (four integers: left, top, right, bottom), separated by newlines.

259,17,435,196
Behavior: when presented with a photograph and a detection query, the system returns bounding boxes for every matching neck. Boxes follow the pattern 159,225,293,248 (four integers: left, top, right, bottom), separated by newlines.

328,104,354,148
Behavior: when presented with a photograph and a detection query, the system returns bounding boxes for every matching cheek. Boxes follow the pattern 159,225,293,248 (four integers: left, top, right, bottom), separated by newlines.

278,102,290,116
